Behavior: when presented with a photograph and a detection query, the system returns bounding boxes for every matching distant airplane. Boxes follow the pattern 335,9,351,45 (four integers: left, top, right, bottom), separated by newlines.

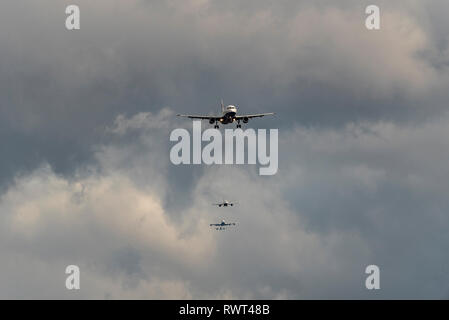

210,220,237,231
213,200,236,207
177,100,275,128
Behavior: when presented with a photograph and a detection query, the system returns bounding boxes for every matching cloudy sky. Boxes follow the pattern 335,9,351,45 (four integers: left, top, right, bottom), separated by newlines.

1,0,449,299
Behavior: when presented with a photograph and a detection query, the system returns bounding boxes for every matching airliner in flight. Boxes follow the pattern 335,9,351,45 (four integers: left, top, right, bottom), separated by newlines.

210,220,237,231
177,100,274,128
213,200,236,207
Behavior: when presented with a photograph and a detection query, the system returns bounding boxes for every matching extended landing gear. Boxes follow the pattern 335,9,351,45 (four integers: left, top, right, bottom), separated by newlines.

214,124,219,129
236,120,242,128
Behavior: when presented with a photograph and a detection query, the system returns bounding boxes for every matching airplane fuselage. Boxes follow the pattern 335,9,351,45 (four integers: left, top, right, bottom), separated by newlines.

220,105,238,124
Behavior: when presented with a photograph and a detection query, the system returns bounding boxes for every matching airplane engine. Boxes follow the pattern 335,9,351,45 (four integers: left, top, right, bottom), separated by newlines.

209,119,215,124
243,117,249,123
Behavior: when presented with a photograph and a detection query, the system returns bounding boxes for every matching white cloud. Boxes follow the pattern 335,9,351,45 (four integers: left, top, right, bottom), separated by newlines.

109,108,175,135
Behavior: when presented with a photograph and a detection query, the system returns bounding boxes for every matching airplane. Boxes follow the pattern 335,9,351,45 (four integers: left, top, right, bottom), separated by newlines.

177,100,275,128
210,220,237,231
213,200,236,207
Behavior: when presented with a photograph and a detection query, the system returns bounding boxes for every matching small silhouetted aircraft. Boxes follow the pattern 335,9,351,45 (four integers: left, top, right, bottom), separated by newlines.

210,220,237,231
213,200,236,207
177,99,274,128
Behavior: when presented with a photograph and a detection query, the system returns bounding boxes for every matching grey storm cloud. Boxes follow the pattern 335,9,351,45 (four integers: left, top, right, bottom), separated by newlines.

1,0,449,298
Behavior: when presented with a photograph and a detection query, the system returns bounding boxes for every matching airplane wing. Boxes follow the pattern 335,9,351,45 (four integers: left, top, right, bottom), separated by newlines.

177,114,221,120
210,223,220,227
225,223,236,226
235,113,275,119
